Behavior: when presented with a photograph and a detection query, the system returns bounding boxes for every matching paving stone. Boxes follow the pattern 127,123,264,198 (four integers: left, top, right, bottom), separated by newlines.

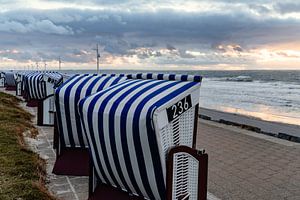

56,192,77,200
198,120,300,200
77,192,89,200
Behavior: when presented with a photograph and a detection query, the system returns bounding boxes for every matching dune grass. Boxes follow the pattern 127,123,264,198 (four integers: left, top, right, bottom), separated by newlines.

0,92,55,200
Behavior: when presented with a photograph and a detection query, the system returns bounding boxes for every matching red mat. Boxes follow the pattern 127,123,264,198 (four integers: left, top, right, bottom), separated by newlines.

89,184,144,200
5,86,16,91
52,149,90,176
26,100,39,107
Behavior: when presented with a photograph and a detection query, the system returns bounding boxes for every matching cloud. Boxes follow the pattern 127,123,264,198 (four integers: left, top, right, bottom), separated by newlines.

0,0,300,70
33,19,74,35
275,2,300,14
0,18,73,35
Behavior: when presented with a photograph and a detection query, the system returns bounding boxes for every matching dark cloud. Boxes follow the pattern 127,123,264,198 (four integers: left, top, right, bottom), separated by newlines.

166,44,176,51
275,2,300,14
0,0,300,68
233,45,243,52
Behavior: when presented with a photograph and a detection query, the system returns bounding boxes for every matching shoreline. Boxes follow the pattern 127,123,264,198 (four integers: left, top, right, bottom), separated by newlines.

199,107,300,143
1,88,298,143
1,88,299,143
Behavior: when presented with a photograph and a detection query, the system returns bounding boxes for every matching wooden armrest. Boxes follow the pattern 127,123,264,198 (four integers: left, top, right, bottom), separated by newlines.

166,145,208,200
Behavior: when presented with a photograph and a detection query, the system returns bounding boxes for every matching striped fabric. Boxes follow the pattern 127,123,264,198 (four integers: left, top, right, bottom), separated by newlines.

21,71,37,98
55,74,128,149
78,77,201,200
14,71,24,95
23,71,63,100
127,73,202,82
14,71,23,82
0,72,5,86
62,73,73,83
44,72,64,88
23,71,45,100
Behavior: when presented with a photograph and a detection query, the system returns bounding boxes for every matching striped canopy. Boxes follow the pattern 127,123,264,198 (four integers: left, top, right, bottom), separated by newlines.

14,71,24,82
78,75,201,200
44,72,64,88
128,73,202,82
16,71,36,97
55,74,128,149
0,72,5,87
23,71,62,100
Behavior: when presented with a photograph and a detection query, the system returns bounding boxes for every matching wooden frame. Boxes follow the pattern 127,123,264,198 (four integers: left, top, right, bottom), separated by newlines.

166,146,208,200
37,95,55,126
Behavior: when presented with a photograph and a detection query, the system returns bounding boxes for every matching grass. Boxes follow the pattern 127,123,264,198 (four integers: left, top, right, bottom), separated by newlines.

0,92,55,200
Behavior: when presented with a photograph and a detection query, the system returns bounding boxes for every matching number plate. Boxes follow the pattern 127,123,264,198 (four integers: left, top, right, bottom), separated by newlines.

166,95,192,122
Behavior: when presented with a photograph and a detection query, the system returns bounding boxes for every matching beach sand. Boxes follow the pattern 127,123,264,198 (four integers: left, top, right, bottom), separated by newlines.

200,107,300,141
1,88,299,199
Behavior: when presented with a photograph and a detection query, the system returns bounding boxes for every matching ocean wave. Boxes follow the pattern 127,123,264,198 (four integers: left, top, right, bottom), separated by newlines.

211,76,253,82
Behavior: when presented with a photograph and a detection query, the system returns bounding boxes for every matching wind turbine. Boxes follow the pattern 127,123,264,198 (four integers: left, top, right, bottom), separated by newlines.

93,44,100,74
44,61,47,71
36,62,39,70
58,56,62,71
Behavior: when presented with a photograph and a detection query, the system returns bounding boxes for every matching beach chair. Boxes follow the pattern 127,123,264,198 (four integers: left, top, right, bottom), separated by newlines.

22,71,43,106
78,73,208,200
4,71,16,91
14,71,26,96
0,72,5,87
22,71,63,125
36,72,64,126
53,74,128,175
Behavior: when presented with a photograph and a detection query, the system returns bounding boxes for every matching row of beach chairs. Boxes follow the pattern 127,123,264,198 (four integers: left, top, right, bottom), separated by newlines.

6,71,208,200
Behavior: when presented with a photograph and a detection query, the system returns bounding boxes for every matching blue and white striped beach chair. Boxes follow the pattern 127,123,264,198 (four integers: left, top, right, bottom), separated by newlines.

14,71,25,96
22,71,46,104
53,73,128,175
14,71,35,96
22,71,63,125
0,71,5,87
79,73,208,200
4,71,16,90
36,71,64,126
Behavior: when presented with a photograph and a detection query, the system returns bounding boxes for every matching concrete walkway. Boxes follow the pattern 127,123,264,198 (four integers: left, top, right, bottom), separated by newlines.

2,88,299,200
197,119,300,200
1,89,221,200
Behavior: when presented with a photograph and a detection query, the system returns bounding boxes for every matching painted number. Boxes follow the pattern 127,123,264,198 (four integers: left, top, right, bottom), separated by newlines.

171,104,178,119
167,95,192,122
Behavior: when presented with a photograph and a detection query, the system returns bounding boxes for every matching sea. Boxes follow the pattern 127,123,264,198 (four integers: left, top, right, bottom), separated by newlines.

62,69,300,126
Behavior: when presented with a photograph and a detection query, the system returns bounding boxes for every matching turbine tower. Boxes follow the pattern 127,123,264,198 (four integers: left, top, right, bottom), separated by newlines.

36,62,39,70
44,61,47,71
58,56,62,71
93,44,100,74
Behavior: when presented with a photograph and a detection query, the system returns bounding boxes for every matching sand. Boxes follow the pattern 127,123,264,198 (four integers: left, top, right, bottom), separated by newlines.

200,107,300,142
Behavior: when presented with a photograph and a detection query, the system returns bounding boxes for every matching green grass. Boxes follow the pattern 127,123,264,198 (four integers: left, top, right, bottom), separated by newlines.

0,92,55,200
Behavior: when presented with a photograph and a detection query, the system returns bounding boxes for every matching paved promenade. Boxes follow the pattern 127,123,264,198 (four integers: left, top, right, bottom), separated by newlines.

1,88,299,199
197,120,300,200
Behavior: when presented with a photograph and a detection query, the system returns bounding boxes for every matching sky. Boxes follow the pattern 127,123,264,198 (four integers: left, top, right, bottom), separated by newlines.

1,0,300,71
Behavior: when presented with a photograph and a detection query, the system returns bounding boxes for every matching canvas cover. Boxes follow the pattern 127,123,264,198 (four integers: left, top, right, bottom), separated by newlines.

55,74,128,149
78,74,202,200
